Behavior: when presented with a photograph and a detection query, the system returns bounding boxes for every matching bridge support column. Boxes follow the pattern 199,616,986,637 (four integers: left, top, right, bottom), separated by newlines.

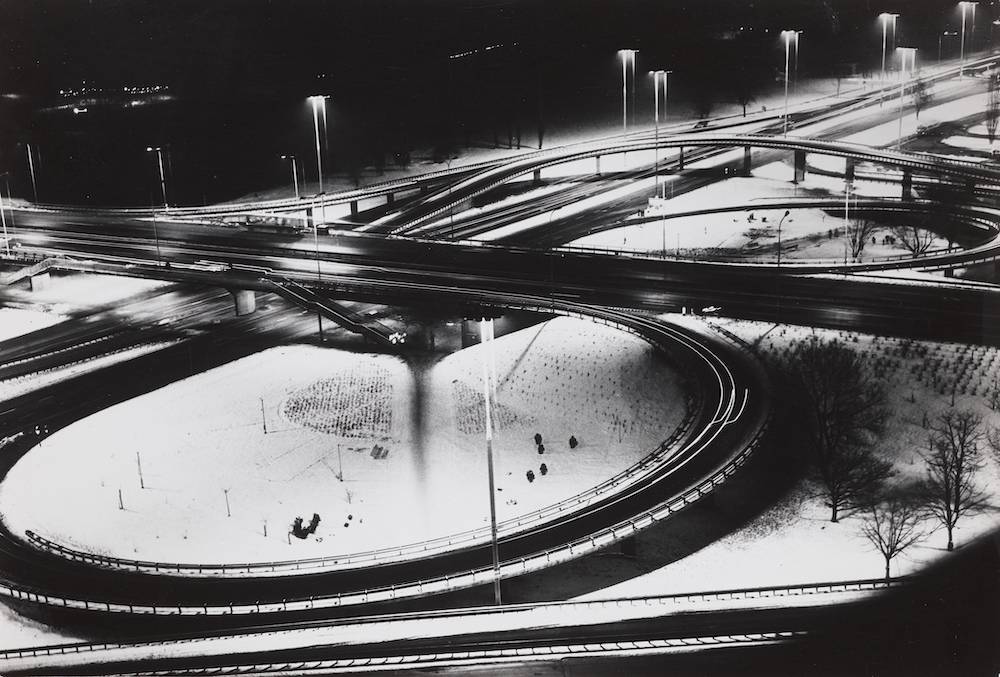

901,169,913,201
420,184,429,196
350,200,358,217
943,268,955,278
792,149,806,184
595,155,601,176
533,168,542,185
844,158,856,185
965,178,976,194
742,146,752,176
230,289,257,316
677,147,685,170
29,273,50,292
386,193,395,207
306,206,314,230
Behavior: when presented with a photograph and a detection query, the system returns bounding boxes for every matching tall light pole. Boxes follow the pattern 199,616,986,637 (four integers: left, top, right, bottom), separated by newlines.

649,69,671,198
480,317,502,606
960,2,978,74
25,144,38,202
145,146,168,208
939,31,959,63
793,30,801,93
281,154,300,198
781,31,796,136
618,49,637,135
880,14,899,82
897,47,918,149
0,179,9,257
307,95,328,341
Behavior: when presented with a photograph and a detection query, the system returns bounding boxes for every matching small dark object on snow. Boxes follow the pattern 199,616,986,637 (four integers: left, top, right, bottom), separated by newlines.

526,470,535,482
569,435,578,449
540,463,548,475
533,433,542,445
537,443,545,454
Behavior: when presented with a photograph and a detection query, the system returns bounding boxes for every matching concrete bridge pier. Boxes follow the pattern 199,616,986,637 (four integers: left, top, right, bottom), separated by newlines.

386,192,395,207
844,158,856,185
901,169,913,200
595,155,601,176
533,168,542,185
943,268,955,278
742,146,752,176
677,148,685,171
229,289,257,316
29,273,50,292
793,149,806,183
350,201,359,217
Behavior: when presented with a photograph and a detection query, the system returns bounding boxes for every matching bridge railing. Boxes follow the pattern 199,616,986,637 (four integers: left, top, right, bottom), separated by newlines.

22,306,711,578
0,575,906,662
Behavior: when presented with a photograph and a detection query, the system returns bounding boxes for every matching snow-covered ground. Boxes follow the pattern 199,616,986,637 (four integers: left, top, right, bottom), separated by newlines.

2,273,168,313
0,307,66,343
0,317,687,564
566,176,943,260
577,317,1000,600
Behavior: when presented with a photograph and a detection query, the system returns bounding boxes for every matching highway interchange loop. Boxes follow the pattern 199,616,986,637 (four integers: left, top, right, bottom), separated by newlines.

1,56,999,623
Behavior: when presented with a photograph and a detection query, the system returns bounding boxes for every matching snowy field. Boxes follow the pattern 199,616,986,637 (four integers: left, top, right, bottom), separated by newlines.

0,307,66,343
0,317,687,564
567,176,944,260
578,317,1000,600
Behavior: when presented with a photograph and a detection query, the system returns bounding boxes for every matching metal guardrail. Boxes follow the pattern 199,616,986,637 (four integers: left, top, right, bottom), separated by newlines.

22,307,707,577
0,576,906,662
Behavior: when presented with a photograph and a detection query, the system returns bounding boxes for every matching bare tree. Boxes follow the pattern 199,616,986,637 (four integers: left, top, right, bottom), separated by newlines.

860,496,926,581
847,218,879,260
921,410,988,551
891,225,936,256
987,72,1000,148
787,337,893,522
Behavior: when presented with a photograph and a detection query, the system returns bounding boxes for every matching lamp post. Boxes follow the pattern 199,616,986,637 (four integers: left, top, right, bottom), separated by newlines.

25,144,38,202
480,317,502,606
650,69,671,198
281,154,300,198
307,95,329,341
897,47,918,149
960,2,978,74
781,31,797,136
939,31,959,63
618,49,637,135
880,14,899,82
0,180,8,257
145,146,168,208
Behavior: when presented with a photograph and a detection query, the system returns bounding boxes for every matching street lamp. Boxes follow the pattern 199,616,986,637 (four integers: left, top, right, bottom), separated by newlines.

307,95,329,341
960,2,978,74
781,31,798,136
25,144,38,202
145,146,168,208
649,69,671,198
879,13,900,82
618,49,637,135
777,209,790,269
939,31,959,63
280,154,300,198
897,47,918,149
479,316,502,606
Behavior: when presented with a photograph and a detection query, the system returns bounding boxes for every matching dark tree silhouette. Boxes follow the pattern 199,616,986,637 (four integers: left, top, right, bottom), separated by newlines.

847,218,879,260
892,225,936,256
786,337,892,522
860,495,925,581
922,410,988,551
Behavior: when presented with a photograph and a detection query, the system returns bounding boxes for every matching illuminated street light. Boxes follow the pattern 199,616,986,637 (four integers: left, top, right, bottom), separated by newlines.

960,2,978,75
145,146,168,208
939,31,959,63
649,69,671,197
880,13,900,82
781,30,798,136
280,154,300,198
25,144,38,202
307,95,329,341
897,47,918,149
617,49,637,135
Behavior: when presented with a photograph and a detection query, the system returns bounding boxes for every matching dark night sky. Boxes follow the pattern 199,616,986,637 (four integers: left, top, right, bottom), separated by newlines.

0,1,985,205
